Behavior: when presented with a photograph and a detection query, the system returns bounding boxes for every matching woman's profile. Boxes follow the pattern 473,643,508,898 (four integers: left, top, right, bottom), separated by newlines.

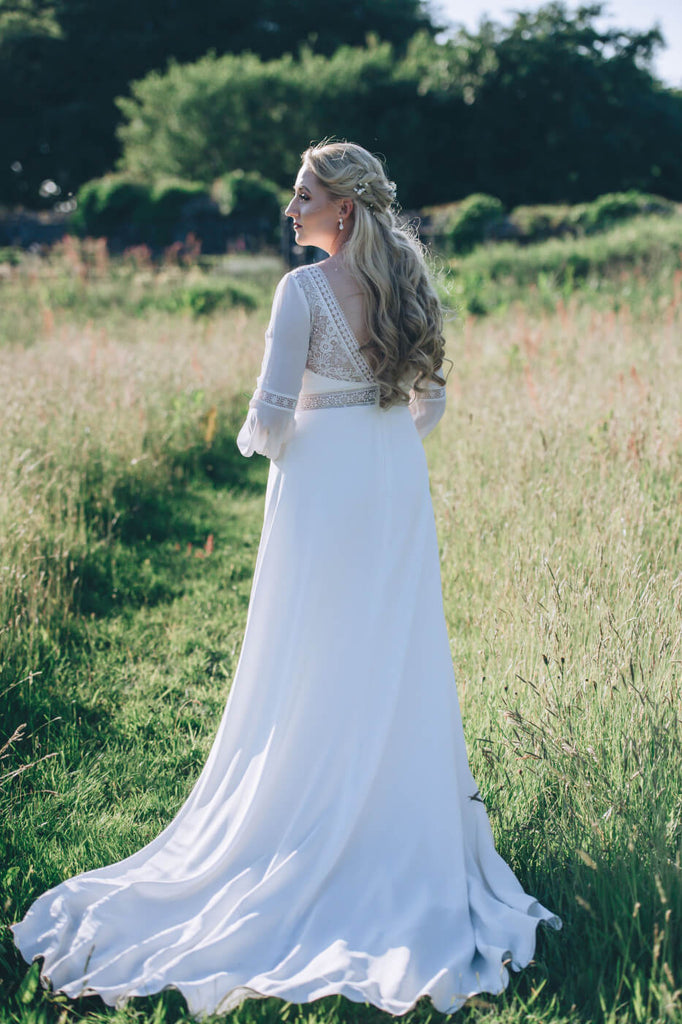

12,141,560,1016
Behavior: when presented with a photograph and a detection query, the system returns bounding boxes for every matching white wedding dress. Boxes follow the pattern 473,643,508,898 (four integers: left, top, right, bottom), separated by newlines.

12,264,559,1016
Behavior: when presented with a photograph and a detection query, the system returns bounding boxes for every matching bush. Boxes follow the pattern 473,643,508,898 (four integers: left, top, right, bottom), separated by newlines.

430,191,678,253
444,194,506,253
211,170,283,244
0,247,22,265
72,174,212,245
147,278,260,317
576,191,675,234
443,214,682,316
509,204,578,243
138,178,210,244
71,174,149,237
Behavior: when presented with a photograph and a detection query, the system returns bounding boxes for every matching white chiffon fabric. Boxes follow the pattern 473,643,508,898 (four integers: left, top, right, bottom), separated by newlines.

12,263,559,1017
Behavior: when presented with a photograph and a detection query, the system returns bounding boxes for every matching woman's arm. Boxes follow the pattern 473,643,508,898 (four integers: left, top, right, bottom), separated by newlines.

237,273,311,460
408,383,447,440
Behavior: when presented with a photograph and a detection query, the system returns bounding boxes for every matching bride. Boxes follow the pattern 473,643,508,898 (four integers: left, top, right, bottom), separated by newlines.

12,141,559,1017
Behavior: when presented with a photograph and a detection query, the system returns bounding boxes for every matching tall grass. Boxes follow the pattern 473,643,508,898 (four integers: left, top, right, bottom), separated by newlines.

429,294,682,1021
440,214,682,317
0,239,280,346
0,238,681,1023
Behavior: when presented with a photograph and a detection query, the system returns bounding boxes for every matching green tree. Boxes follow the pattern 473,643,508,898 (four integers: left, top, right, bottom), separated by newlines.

115,42,433,204
404,3,682,204
0,0,436,206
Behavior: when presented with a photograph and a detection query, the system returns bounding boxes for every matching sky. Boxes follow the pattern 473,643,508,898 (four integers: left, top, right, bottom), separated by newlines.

432,0,682,88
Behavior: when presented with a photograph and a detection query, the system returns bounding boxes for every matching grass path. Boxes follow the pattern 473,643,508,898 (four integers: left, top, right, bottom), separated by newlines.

0,452,566,1024
1,273,681,1023
1,456,270,1016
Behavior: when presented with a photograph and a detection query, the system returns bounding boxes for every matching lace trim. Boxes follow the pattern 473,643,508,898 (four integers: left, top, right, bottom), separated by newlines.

298,387,379,410
293,266,375,385
254,388,297,411
414,386,446,401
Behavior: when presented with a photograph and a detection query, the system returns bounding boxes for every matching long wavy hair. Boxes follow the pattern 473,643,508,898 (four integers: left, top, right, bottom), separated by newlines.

302,141,446,408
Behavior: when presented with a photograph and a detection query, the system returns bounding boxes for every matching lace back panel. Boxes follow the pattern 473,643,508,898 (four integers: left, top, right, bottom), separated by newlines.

293,266,375,385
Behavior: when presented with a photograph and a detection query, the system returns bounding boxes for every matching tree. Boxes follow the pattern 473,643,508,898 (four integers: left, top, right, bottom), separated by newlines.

0,0,437,206
115,42,437,207
403,3,682,204
3,0,682,210
113,4,682,210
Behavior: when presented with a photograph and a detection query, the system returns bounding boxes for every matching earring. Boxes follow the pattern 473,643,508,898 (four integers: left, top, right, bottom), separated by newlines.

338,216,344,231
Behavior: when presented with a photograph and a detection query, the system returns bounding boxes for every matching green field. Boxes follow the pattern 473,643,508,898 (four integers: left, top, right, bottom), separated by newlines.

1,223,681,1023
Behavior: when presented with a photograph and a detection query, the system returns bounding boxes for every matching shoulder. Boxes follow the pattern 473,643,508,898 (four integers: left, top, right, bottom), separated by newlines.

284,263,319,299
267,265,321,316
269,268,312,324
274,265,315,298
273,266,310,296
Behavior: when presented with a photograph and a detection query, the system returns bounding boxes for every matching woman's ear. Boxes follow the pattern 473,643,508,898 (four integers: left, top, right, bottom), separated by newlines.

339,198,354,220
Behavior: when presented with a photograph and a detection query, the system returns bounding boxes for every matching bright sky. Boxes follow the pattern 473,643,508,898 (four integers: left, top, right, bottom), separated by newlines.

431,0,682,88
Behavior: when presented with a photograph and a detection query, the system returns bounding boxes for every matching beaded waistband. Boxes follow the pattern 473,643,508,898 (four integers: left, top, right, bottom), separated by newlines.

297,386,379,411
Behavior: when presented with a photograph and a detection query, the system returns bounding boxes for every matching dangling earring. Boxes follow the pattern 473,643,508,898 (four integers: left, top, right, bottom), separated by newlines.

338,216,344,231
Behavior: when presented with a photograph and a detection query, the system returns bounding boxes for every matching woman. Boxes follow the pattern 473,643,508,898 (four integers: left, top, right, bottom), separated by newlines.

12,142,559,1016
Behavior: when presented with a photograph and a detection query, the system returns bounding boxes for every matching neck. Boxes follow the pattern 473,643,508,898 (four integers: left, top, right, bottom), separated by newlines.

327,242,348,262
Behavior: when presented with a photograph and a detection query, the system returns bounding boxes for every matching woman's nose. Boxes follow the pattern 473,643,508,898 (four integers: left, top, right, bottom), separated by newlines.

284,199,296,218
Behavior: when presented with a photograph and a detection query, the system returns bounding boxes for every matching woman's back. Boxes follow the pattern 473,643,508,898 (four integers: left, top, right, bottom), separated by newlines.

317,259,368,347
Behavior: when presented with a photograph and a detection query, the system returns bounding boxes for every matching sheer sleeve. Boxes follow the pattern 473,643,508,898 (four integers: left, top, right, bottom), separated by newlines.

409,383,447,440
237,273,311,460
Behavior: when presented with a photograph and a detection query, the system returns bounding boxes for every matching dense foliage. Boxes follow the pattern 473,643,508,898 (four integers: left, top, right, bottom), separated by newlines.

70,170,285,249
424,189,678,253
115,6,682,210
0,0,433,207
2,1,682,210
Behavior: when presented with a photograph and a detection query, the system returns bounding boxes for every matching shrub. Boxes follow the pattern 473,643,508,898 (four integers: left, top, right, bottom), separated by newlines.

576,191,675,234
211,170,283,244
0,247,21,265
71,175,149,237
509,204,578,243
138,178,210,244
443,214,682,316
148,278,259,317
71,174,212,245
444,194,506,253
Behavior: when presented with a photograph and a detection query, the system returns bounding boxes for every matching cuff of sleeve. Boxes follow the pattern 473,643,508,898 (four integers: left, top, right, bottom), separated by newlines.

409,388,446,440
236,405,296,460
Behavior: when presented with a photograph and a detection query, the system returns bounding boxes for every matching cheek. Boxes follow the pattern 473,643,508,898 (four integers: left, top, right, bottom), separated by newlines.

306,201,327,219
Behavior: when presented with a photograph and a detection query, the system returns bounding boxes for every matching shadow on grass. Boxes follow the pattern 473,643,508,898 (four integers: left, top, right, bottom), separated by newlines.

1,425,269,749
75,427,269,618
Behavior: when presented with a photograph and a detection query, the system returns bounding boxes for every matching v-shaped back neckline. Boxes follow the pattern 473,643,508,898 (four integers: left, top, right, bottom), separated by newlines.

306,265,375,383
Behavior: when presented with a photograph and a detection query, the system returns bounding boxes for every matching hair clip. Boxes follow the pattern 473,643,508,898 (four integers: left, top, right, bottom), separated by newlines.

353,183,368,196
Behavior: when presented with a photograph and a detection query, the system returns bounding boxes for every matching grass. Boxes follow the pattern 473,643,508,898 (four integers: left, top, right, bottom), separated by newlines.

0,229,681,1024
439,214,682,317
0,239,281,346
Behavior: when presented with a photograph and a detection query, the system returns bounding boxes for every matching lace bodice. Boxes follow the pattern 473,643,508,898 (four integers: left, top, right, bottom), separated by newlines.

236,265,446,460
293,265,375,385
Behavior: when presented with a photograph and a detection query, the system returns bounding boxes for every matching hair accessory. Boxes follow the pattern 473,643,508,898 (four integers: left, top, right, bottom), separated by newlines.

353,179,397,213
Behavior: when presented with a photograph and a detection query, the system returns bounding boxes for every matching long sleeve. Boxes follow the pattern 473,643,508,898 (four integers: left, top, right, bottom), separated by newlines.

409,383,447,440
237,273,311,460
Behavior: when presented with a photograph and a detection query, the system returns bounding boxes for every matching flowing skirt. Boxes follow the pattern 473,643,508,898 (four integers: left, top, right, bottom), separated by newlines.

12,402,559,1016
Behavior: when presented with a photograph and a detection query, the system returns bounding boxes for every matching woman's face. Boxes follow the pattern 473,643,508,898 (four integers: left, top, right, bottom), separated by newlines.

285,166,346,254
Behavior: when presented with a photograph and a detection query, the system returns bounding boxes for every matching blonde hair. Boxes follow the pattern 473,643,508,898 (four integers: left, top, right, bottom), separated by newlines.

302,141,446,408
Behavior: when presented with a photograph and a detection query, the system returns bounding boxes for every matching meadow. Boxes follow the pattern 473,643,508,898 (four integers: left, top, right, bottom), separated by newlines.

0,221,681,1024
